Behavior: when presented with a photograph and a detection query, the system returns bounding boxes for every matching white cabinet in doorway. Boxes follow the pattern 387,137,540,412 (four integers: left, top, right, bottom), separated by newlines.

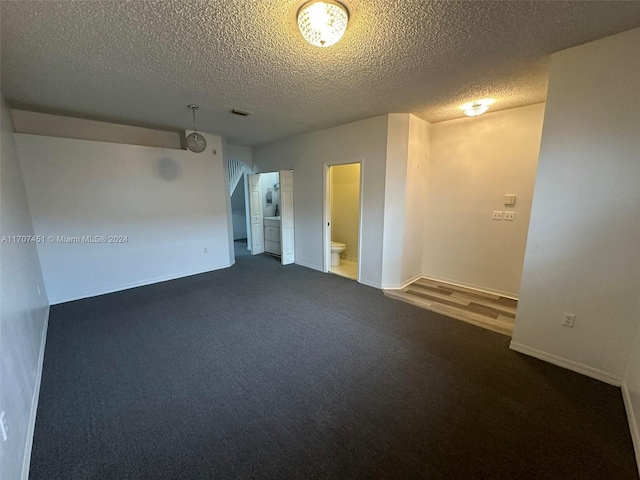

264,217,281,255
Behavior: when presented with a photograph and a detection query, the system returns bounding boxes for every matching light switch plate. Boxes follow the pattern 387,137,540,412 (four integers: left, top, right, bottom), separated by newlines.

562,313,576,328
504,194,516,205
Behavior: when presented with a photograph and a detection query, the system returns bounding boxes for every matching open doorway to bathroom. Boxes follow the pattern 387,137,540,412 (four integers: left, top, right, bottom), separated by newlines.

324,162,362,280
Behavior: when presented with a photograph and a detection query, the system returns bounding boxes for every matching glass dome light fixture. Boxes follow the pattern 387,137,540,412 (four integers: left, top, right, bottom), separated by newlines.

186,104,207,153
297,0,349,48
462,98,495,117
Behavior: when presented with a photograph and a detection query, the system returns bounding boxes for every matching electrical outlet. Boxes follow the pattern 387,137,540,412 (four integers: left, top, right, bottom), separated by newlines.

1,411,8,441
504,211,515,221
562,313,576,328
203,247,208,253
492,211,503,220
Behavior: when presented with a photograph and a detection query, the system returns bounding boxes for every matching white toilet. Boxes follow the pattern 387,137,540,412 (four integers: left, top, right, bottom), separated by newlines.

331,241,347,267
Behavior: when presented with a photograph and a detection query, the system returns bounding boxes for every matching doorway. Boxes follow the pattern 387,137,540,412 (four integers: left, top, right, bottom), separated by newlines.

230,174,247,247
324,162,362,280
246,170,295,266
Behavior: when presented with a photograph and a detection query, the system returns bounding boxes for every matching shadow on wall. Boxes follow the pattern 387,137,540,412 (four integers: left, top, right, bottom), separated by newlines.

154,157,183,181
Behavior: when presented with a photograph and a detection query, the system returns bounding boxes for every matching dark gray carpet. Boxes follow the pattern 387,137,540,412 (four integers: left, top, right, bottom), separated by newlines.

30,241,638,479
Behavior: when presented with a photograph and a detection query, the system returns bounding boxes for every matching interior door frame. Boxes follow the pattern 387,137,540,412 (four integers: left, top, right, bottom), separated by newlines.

243,173,252,251
323,159,364,281
279,169,295,265
247,173,265,255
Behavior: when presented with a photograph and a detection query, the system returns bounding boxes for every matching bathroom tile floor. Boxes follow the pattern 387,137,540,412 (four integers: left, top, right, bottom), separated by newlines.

384,278,517,336
331,259,358,280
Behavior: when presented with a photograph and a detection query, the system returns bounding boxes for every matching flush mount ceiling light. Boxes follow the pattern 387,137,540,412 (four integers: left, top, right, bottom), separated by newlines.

297,1,349,47
464,103,489,117
186,104,207,153
462,99,495,117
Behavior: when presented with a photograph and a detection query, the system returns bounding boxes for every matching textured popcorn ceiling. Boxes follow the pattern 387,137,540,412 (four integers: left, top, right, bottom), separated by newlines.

1,1,639,146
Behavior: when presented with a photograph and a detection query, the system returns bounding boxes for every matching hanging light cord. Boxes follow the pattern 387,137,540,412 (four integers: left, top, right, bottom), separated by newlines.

192,106,198,133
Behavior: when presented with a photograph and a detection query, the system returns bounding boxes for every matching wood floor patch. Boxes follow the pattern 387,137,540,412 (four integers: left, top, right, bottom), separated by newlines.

407,288,473,309
384,278,517,336
497,297,518,308
410,283,454,297
469,301,516,319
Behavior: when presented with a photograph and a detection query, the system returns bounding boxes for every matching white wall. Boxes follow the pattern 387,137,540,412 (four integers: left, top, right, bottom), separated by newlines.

251,113,427,289
0,97,49,479
330,163,360,262
16,134,233,304
512,29,640,385
403,115,430,284
226,144,253,170
381,114,431,289
381,114,410,288
252,115,388,288
423,104,544,297
12,109,181,149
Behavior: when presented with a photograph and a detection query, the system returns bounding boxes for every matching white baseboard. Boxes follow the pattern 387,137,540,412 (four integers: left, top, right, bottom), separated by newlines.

358,278,382,289
509,341,622,386
421,273,518,300
382,273,423,290
22,305,49,480
49,264,232,305
622,383,640,476
294,260,324,272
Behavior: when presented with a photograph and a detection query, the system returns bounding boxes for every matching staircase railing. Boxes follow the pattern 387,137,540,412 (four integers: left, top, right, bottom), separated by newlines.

228,158,246,196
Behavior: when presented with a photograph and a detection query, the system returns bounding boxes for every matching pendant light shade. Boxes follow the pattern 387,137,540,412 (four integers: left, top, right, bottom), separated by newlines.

297,1,349,47
186,104,207,153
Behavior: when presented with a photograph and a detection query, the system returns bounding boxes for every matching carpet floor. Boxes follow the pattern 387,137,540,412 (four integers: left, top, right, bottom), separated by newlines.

29,242,638,479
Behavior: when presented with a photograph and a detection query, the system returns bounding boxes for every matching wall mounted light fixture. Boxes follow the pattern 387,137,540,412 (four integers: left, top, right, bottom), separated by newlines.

297,1,349,47
462,99,495,117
